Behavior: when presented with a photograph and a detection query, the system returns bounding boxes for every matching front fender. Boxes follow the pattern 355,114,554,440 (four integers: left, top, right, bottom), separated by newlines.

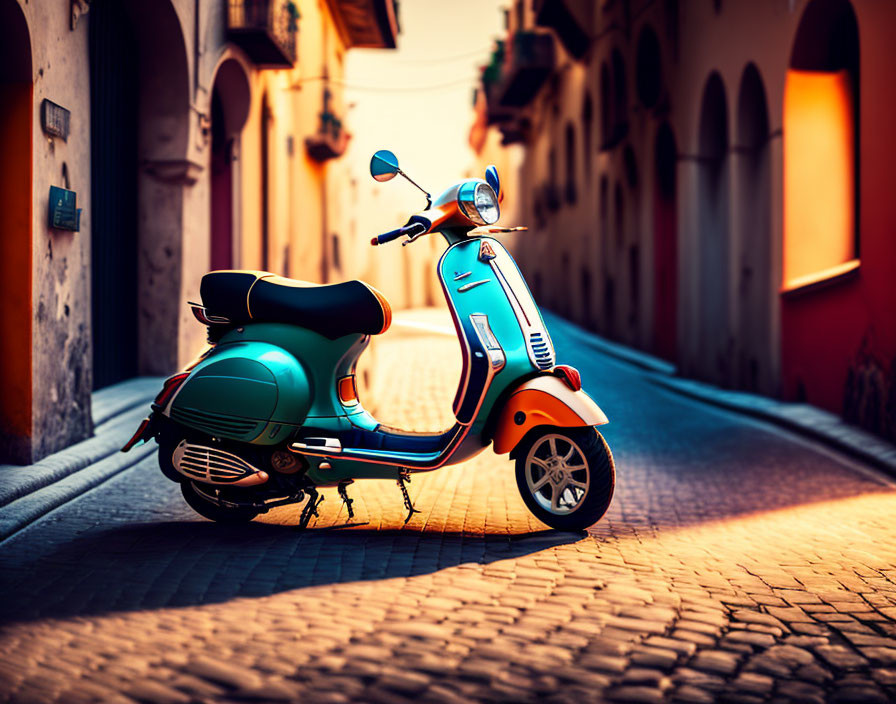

493,375,608,455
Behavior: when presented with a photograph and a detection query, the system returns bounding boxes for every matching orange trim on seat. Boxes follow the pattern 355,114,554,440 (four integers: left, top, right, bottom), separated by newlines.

362,282,392,334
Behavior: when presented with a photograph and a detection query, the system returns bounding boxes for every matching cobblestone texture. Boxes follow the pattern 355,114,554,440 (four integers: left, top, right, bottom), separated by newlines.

2,309,896,703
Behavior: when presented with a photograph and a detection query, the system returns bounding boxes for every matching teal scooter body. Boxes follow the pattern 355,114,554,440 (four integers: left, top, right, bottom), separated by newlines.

126,153,616,531
165,236,539,485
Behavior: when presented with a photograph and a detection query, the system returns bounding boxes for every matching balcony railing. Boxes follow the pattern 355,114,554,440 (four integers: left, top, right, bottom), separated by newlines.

227,0,298,67
497,31,556,107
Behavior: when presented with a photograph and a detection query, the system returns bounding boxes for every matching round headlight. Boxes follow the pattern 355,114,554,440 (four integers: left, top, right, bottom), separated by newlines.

474,183,499,224
458,182,500,226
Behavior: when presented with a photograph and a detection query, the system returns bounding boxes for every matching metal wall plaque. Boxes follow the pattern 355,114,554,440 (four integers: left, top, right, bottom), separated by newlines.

49,185,80,231
41,100,70,141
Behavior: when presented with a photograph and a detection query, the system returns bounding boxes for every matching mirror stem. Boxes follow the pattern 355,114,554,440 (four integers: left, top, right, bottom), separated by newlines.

397,169,432,209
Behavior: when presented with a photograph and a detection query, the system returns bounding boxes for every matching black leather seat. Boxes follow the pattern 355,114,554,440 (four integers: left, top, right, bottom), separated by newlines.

200,271,392,339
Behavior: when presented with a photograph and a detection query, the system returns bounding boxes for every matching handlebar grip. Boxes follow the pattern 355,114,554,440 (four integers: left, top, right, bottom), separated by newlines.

371,227,406,246
370,222,426,246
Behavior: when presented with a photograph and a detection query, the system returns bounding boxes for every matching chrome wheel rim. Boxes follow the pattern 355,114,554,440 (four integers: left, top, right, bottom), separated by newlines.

524,434,590,515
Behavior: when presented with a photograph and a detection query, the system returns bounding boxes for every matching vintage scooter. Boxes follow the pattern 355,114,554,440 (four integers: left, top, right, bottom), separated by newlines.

122,150,615,531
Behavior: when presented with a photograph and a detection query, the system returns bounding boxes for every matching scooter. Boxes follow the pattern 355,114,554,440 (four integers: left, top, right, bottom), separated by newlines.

122,150,615,531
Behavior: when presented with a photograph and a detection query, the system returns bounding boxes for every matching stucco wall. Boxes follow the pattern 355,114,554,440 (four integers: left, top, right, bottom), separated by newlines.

25,0,93,461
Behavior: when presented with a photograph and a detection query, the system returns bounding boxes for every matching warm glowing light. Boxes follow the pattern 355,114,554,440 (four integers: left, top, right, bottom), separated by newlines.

783,69,855,289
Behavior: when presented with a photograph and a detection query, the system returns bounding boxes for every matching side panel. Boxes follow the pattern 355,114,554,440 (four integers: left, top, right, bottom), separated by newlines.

168,341,311,444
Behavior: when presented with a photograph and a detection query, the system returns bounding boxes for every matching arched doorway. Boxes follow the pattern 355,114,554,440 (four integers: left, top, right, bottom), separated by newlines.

653,122,677,362
0,0,33,461
90,0,190,384
736,64,772,392
210,59,251,271
696,72,731,385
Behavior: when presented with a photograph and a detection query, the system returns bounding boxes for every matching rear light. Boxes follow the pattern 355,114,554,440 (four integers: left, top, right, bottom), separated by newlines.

337,375,359,406
154,372,190,409
553,365,582,391
121,417,152,452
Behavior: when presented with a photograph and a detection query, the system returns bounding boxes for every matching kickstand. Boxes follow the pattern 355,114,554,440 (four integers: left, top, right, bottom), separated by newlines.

298,486,324,530
397,469,421,525
337,480,355,521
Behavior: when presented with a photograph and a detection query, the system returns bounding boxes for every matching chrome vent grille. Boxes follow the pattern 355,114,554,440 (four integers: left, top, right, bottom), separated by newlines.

172,441,257,484
171,406,259,439
529,332,555,370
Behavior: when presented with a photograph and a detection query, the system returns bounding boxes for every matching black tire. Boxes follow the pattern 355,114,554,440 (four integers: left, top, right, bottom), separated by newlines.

180,481,261,524
514,426,615,531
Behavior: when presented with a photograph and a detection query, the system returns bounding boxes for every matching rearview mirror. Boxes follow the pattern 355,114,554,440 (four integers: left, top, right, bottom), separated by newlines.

485,165,501,202
370,149,400,182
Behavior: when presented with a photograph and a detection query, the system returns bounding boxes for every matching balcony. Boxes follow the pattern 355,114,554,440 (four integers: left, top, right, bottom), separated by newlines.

227,0,298,67
534,0,594,59
483,79,516,126
498,31,556,107
305,92,348,162
327,0,398,48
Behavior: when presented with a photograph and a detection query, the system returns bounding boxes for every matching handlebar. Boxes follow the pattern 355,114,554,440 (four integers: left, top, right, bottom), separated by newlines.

370,222,427,246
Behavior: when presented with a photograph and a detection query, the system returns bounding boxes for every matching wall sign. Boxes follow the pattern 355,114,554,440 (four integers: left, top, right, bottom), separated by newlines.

49,186,81,231
41,100,70,141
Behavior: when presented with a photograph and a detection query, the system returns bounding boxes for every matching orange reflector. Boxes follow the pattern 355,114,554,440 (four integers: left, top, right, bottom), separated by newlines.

338,375,358,406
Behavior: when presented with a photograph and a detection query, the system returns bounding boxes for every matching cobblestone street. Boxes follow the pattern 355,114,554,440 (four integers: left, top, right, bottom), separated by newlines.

2,310,896,703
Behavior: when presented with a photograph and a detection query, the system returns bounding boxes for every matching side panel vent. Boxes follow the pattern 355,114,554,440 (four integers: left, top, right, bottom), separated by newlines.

171,406,260,440
529,332,555,370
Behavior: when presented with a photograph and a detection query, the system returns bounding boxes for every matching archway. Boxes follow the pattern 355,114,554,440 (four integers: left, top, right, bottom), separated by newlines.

0,0,33,462
784,0,859,287
696,72,731,384
89,0,191,385
782,0,860,410
735,64,772,392
653,122,677,362
210,59,251,271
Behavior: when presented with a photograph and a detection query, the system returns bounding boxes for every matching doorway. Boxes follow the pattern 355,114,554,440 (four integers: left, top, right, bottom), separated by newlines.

210,58,251,272
0,0,33,461
89,0,139,389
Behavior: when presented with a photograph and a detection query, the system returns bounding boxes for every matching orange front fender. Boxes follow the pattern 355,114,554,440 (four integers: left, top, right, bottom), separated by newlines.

493,375,609,455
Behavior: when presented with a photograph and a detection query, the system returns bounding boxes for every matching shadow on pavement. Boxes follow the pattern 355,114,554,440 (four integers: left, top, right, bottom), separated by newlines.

0,522,581,624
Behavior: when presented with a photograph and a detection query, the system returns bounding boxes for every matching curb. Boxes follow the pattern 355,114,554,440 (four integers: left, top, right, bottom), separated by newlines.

542,311,896,476
0,377,162,541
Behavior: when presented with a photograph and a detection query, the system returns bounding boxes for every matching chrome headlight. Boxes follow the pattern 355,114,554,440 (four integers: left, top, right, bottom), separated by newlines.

458,182,500,226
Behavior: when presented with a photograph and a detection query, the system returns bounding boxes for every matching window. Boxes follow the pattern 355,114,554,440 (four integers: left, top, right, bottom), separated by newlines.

783,0,859,291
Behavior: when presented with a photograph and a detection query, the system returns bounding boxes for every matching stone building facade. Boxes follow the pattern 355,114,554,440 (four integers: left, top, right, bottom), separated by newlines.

480,0,896,440
0,0,397,463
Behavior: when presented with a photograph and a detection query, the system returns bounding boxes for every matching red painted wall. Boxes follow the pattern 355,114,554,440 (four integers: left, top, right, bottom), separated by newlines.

781,2,896,437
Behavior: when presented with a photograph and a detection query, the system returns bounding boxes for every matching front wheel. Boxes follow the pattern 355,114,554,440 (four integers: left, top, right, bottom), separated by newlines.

514,426,615,531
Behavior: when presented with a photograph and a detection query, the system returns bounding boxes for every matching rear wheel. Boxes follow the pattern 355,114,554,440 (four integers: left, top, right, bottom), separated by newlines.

180,481,261,524
514,426,615,531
